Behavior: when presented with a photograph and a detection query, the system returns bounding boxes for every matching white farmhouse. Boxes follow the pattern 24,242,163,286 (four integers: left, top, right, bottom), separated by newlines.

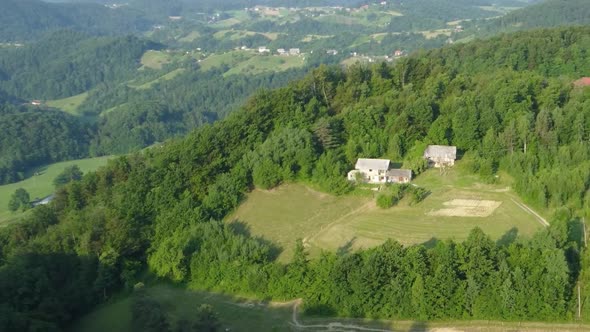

347,158,412,184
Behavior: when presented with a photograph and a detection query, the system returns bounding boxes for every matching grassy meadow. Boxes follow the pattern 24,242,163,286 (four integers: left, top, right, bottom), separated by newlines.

46,92,89,115
0,156,112,225
69,285,293,332
229,165,544,262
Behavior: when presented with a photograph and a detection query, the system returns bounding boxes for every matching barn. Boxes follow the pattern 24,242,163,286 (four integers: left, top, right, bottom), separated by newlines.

423,145,457,168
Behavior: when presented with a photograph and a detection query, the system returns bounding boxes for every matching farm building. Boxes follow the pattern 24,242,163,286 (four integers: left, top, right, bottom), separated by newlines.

347,158,412,184
424,145,457,167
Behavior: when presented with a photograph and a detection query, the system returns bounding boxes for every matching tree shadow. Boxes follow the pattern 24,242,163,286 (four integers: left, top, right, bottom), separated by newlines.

228,219,283,262
409,321,429,332
421,237,439,249
496,227,519,247
337,237,356,256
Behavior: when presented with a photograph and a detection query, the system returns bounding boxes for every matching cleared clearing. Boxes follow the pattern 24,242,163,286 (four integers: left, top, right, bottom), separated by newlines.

0,156,113,225
130,68,185,90
198,51,252,71
178,31,201,42
229,166,543,261
46,92,88,115
140,50,173,69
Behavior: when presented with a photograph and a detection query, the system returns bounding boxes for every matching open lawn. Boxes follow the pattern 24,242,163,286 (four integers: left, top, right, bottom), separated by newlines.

0,156,113,225
70,284,590,332
229,165,544,262
140,50,174,70
198,51,252,71
46,92,88,115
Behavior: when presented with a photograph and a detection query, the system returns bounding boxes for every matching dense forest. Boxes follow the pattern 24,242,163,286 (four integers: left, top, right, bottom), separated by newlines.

1,26,590,330
0,104,90,184
0,0,154,42
464,0,590,37
0,31,158,100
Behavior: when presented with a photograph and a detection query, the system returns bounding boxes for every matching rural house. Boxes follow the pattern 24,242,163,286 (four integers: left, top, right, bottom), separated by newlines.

423,145,457,167
347,158,412,184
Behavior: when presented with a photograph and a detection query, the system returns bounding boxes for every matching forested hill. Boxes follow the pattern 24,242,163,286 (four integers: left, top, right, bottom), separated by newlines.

0,31,159,99
464,0,590,37
1,26,590,330
0,0,153,42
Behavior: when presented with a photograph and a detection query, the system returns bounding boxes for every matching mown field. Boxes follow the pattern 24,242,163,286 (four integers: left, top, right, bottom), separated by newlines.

0,156,112,225
70,284,590,332
46,92,88,115
229,165,544,262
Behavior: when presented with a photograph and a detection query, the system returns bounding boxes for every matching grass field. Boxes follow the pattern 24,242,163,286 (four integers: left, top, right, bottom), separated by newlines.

70,284,590,332
229,165,544,262
140,50,174,69
0,156,113,225
46,92,88,115
198,51,252,71
178,31,201,43
69,285,292,332
131,68,186,90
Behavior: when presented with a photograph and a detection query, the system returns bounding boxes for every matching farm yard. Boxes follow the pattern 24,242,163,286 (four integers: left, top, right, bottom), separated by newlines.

229,164,544,262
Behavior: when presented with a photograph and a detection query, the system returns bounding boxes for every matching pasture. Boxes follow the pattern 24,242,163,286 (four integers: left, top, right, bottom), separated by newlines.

0,156,112,225
229,166,544,262
224,55,305,76
140,50,174,69
46,92,88,115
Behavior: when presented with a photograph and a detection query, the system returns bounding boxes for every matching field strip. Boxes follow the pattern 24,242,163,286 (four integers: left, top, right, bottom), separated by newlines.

510,198,549,227
305,201,373,245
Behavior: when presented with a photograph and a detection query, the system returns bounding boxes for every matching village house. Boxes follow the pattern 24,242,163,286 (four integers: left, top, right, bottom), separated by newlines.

31,100,42,106
347,158,412,184
423,145,457,168
277,48,287,55
258,46,270,54
289,48,301,56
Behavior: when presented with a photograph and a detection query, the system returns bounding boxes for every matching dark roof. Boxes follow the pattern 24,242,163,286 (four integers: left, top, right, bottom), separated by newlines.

423,145,457,159
386,169,412,179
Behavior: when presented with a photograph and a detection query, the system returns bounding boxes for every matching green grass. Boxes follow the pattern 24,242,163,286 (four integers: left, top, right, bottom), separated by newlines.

70,284,590,332
130,68,185,90
69,285,292,332
223,55,305,77
198,51,252,71
0,156,113,225
178,31,201,43
140,50,174,70
229,165,544,262
46,92,89,115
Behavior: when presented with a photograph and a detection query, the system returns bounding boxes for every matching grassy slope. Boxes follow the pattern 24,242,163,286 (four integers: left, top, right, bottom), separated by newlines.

69,285,292,332
224,55,305,77
0,156,112,225
71,284,590,332
229,164,543,262
46,92,89,115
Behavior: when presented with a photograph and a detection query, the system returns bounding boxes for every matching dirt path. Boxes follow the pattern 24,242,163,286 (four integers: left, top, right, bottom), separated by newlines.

289,299,394,332
510,198,549,227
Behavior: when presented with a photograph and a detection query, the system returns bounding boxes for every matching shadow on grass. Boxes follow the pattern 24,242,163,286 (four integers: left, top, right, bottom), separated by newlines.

496,227,519,247
228,219,283,261
337,236,356,256
421,237,439,249
409,321,429,332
